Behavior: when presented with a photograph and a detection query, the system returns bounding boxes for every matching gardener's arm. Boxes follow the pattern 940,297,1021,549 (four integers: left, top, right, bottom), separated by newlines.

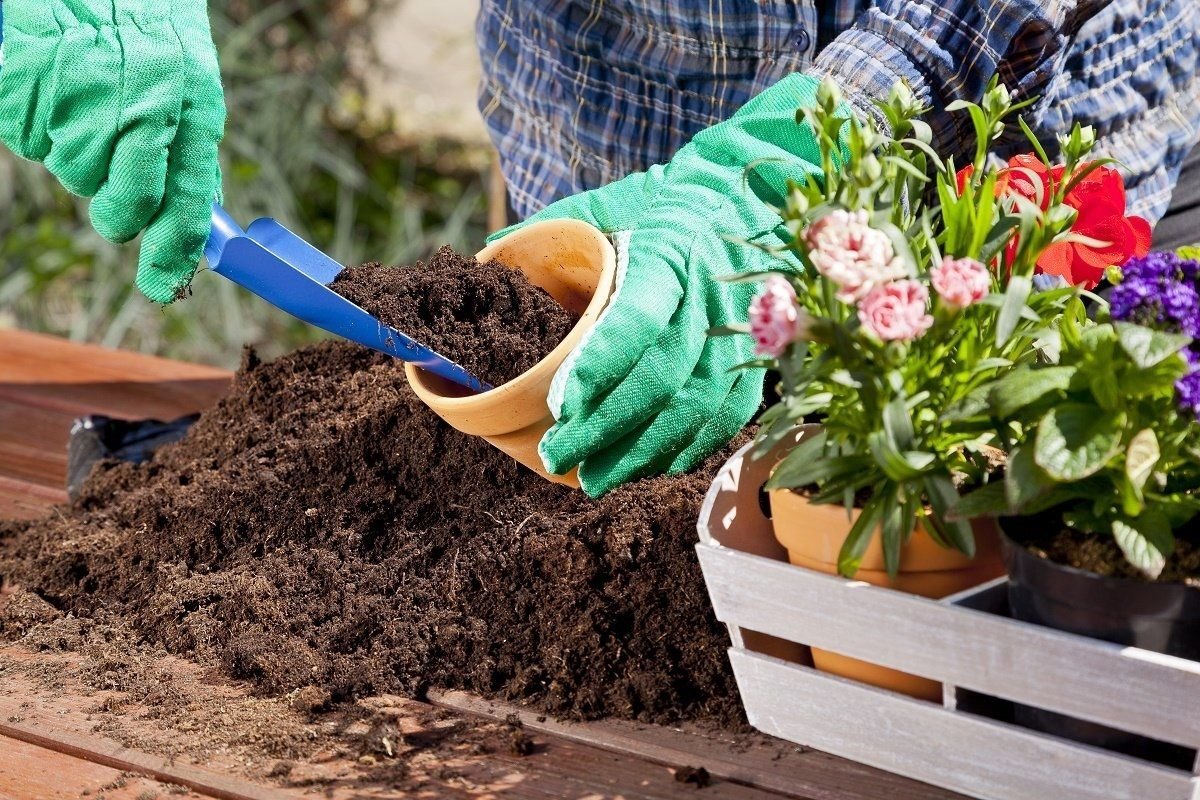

0,1,225,303
809,0,1112,156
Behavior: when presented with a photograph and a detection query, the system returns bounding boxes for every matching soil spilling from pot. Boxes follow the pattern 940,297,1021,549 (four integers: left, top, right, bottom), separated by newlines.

0,341,746,728
1029,528,1200,585
331,247,578,387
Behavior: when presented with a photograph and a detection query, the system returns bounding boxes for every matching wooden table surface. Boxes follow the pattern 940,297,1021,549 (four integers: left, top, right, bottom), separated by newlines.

0,329,969,800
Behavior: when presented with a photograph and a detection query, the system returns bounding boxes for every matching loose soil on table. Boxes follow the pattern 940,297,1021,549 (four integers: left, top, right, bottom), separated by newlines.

0,592,554,793
331,247,578,387
1030,528,1200,585
0,341,746,730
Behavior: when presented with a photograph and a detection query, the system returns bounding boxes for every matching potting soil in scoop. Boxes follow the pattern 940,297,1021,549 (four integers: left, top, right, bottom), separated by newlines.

0,340,747,728
331,246,578,387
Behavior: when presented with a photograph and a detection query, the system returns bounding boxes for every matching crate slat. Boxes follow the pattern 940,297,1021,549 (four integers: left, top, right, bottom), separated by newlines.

699,543,1200,749
729,649,1198,800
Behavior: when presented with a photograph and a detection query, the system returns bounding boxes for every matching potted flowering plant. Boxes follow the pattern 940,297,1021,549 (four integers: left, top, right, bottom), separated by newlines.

722,78,1149,697
952,252,1200,758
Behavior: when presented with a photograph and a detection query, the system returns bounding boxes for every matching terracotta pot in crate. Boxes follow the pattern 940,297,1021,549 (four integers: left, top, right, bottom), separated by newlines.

769,479,1005,700
405,219,617,488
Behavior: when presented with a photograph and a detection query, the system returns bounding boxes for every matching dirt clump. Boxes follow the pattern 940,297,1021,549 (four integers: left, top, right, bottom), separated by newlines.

331,247,578,386
0,340,746,728
1031,527,1200,585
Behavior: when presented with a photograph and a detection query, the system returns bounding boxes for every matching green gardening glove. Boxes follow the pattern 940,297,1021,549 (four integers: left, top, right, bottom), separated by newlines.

0,0,225,303
491,73,831,496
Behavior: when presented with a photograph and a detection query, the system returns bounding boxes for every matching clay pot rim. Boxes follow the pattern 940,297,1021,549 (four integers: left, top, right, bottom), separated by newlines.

403,219,617,409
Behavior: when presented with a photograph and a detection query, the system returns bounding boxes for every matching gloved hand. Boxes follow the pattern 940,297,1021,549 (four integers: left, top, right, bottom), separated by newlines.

491,73,833,496
0,0,225,303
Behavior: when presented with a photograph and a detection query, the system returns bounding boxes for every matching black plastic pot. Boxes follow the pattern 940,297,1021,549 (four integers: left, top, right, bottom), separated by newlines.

999,517,1200,766
66,414,198,501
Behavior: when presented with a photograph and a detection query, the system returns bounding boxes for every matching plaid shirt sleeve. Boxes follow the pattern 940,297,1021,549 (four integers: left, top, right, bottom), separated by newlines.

809,0,1114,158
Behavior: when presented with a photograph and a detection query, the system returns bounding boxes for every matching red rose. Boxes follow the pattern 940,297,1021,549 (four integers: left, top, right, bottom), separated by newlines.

998,154,1063,211
954,156,1150,289
1036,165,1151,288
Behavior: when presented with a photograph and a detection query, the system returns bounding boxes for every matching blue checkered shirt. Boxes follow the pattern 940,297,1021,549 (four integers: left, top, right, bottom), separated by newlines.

477,0,1200,226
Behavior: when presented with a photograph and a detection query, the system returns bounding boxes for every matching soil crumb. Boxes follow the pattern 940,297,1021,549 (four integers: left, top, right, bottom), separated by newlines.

675,765,712,787
0,341,746,728
1031,528,1200,585
331,247,578,386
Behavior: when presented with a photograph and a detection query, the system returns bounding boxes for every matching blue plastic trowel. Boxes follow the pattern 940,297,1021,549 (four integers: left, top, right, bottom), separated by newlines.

203,205,491,393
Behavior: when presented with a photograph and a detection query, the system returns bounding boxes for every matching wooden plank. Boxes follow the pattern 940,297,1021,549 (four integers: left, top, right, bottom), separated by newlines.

730,650,1196,800
0,329,230,425
0,736,190,800
0,401,75,488
698,544,1200,749
0,329,229,385
0,474,66,519
0,717,289,800
430,690,965,800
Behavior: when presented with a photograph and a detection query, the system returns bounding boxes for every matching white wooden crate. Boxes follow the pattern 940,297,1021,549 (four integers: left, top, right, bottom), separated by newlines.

696,428,1200,800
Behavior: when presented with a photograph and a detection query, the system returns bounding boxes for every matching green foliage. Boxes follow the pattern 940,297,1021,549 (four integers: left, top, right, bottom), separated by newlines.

0,0,489,367
957,302,1200,578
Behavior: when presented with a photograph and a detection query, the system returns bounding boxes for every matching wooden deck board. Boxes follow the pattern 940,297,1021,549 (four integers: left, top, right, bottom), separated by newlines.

0,737,190,800
0,330,976,799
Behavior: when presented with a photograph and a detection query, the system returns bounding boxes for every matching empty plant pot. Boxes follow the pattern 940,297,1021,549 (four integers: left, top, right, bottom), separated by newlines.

769,487,1006,700
405,219,617,488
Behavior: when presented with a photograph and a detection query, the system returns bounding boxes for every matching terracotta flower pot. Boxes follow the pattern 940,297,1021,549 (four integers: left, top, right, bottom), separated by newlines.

405,219,617,487
768,485,1006,700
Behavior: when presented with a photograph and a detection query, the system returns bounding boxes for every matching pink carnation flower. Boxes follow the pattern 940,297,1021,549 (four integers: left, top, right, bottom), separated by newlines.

749,275,810,357
857,280,933,342
805,209,907,303
931,257,990,309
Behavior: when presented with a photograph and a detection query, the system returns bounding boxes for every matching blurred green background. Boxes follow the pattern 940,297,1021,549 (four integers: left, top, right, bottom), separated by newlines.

0,0,492,368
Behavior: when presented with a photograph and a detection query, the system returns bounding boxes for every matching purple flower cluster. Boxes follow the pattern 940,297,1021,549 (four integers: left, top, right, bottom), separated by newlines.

1109,252,1200,336
1110,252,1200,420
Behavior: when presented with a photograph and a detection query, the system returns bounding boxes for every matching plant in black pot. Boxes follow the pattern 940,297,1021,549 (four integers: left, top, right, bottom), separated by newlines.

956,253,1200,761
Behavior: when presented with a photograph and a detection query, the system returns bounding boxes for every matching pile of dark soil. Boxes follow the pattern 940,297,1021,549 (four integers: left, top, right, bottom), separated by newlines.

1031,528,1200,585
0,341,745,728
331,247,578,386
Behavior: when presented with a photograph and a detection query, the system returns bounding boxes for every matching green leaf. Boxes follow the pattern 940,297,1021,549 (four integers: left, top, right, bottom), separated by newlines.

1115,322,1192,369
951,481,1011,519
837,496,884,578
924,474,976,555
882,397,915,450
979,216,1020,265
1005,446,1054,512
764,431,828,490
1088,369,1121,412
1034,404,1126,481
879,490,905,579
1112,512,1174,580
996,275,1032,348
1119,356,1189,396
988,365,1076,419
1125,429,1160,496
768,452,874,492
709,323,751,337
868,429,934,481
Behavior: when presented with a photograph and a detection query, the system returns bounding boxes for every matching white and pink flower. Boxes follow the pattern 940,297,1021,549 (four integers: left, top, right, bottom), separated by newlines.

749,275,811,357
930,257,990,309
857,280,933,342
805,209,907,303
